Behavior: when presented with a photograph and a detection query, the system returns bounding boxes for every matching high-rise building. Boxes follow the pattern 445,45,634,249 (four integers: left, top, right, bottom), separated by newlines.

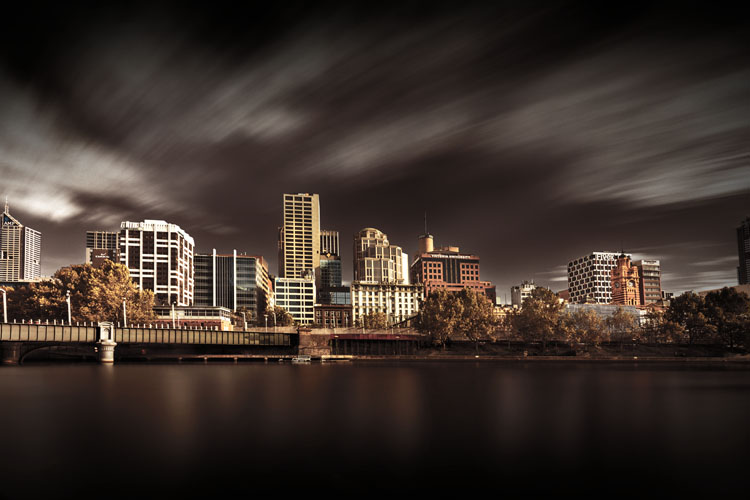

410,236,496,302
274,277,316,325
118,220,194,306
85,231,119,267
320,230,340,256
632,259,662,305
0,201,41,282
194,249,272,322
353,228,405,284
611,254,641,306
320,255,342,288
278,193,320,283
511,280,537,308
567,251,623,304
738,216,750,285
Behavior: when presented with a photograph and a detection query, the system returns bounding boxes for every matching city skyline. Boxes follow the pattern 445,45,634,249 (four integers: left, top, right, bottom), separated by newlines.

1,3,748,296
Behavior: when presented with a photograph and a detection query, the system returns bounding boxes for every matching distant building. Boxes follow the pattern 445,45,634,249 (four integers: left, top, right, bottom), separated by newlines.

317,286,351,305
85,231,119,267
274,277,315,325
351,282,424,325
738,216,750,285
567,251,623,304
611,254,641,306
278,193,320,284
556,289,571,302
194,249,272,322
511,280,537,308
632,259,662,305
410,235,496,302
564,303,646,326
353,228,405,284
0,201,41,282
314,304,353,328
119,219,194,306
320,230,340,257
153,305,233,331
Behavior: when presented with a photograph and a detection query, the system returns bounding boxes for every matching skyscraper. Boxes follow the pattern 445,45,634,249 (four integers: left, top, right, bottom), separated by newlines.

353,228,404,284
632,259,662,305
194,249,272,322
85,230,119,267
0,200,41,282
118,219,194,306
567,251,623,304
738,216,750,285
278,193,320,282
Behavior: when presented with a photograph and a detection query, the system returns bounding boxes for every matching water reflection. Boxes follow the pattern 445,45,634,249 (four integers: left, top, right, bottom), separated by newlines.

0,362,747,497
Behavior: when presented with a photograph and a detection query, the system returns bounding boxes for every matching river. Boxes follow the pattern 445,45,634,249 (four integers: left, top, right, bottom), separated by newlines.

0,361,748,497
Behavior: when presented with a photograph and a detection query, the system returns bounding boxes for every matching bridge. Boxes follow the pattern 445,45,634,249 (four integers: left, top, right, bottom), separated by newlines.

0,322,299,365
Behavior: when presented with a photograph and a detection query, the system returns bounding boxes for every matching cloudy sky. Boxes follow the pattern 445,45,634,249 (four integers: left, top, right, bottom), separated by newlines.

1,1,748,299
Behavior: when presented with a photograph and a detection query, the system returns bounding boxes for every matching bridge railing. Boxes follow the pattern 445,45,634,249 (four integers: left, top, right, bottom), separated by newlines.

0,323,98,342
116,328,295,346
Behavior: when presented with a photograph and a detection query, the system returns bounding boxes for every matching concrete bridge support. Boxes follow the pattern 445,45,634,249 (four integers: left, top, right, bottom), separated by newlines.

1,342,21,365
97,322,116,364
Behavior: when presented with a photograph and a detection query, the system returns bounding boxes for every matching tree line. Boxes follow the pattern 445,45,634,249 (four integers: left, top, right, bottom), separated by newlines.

416,287,750,350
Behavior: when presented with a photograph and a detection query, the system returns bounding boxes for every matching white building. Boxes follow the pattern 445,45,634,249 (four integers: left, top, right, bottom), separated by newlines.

274,277,316,325
353,227,405,284
351,282,424,325
1,201,41,282
567,251,627,304
119,220,194,306
510,280,536,308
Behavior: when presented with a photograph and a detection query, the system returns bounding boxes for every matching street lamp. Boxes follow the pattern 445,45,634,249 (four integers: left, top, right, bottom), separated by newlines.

66,290,72,325
264,314,268,331
1,288,7,324
123,298,128,328
171,301,176,329
273,312,277,331
241,311,247,331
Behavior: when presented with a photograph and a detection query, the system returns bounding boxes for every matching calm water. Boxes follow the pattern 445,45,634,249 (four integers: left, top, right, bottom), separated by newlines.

1,361,749,497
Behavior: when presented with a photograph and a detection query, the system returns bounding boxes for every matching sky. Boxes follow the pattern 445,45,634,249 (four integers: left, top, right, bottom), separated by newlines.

1,1,749,299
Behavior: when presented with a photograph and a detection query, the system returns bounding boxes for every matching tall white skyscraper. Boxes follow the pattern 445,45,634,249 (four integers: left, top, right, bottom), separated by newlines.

278,193,321,281
0,200,41,282
119,220,194,306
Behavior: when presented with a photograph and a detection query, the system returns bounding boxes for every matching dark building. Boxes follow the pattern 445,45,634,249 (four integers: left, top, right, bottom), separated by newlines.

194,249,272,323
85,231,119,267
320,254,342,288
738,216,750,285
317,286,351,305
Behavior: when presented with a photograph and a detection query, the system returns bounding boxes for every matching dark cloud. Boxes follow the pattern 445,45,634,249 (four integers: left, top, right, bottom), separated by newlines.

1,1,749,296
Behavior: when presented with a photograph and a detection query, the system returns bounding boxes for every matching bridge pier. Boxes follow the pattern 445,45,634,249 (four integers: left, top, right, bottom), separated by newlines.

1,342,22,365
97,321,117,364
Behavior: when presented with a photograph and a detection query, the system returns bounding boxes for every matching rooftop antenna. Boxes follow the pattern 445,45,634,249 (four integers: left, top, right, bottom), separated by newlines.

3,196,7,214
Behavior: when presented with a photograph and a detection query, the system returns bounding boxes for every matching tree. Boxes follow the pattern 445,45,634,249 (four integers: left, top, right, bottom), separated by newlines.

267,305,295,326
665,292,716,344
511,287,565,350
562,308,604,346
7,261,155,324
702,288,750,348
605,307,639,348
455,289,497,351
417,289,464,348
358,311,389,329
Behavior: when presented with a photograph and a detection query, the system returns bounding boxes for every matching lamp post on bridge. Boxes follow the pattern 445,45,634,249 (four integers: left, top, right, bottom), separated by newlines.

1,288,7,324
122,298,127,328
241,311,247,331
264,314,268,332
171,301,176,329
66,290,72,326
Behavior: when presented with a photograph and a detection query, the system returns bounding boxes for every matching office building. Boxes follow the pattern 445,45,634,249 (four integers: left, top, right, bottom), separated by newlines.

317,286,351,305
511,280,537,308
353,228,405,284
611,254,641,306
278,193,320,283
567,251,623,304
194,249,272,322
410,234,496,301
274,277,316,325
738,216,750,285
632,259,662,305
320,255,342,288
0,201,41,282
350,282,424,325
85,230,119,267
119,219,194,306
